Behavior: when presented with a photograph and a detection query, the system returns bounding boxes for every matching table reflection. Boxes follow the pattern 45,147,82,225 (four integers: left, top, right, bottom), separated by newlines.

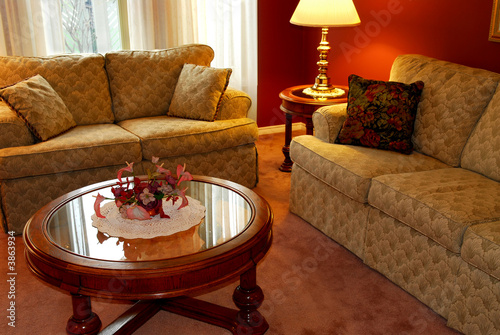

47,181,252,261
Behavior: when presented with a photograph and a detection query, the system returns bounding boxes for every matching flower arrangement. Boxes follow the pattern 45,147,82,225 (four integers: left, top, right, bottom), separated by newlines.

94,157,193,220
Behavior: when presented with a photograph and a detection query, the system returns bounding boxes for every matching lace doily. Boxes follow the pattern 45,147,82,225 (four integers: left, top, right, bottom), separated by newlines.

91,196,206,239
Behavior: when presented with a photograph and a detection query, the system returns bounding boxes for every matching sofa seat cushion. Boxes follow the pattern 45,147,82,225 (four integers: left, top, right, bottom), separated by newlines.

461,221,500,280
118,116,258,159
369,168,500,253
290,135,449,203
0,124,142,179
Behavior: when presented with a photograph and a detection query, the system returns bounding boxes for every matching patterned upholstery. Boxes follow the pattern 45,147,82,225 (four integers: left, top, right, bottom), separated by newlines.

140,144,258,190
364,208,462,318
290,134,448,203
369,168,500,253
0,101,34,149
312,103,348,143
117,116,258,160
0,124,142,180
168,64,231,121
461,85,500,182
0,75,76,141
289,164,369,259
390,54,499,166
216,87,252,120
106,44,214,122
290,54,500,335
448,261,500,334
0,53,114,125
0,44,257,234
0,164,143,234
461,221,500,280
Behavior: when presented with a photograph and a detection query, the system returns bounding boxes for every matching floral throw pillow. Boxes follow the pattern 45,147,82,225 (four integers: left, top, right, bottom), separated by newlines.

335,74,424,154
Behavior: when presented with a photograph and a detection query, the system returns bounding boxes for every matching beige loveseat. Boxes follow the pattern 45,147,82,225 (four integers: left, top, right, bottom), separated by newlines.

290,55,500,334
0,44,258,234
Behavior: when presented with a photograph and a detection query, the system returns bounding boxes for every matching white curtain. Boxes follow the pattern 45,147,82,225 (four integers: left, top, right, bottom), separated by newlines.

0,0,63,56
126,0,258,120
126,0,198,50
0,0,258,120
195,0,258,120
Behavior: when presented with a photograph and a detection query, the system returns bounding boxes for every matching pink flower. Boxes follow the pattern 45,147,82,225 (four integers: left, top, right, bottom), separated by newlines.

177,164,193,185
117,162,134,184
139,188,155,205
94,193,106,218
176,187,190,210
126,205,151,220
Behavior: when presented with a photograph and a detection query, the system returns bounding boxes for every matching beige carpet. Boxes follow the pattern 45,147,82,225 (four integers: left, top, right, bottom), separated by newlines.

0,132,460,335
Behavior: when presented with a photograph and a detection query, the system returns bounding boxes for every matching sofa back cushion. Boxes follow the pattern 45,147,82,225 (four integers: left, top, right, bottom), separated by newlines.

390,54,500,166
0,54,114,125
105,44,214,122
461,86,500,181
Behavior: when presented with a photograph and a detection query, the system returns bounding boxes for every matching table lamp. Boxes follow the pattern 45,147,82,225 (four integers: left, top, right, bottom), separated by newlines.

291,0,360,98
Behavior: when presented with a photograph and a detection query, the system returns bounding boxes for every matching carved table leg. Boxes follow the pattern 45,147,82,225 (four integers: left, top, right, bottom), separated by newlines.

66,294,102,335
232,266,269,334
280,113,294,172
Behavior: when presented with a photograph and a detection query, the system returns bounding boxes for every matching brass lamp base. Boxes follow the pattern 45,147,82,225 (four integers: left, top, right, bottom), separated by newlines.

302,27,346,99
302,87,345,99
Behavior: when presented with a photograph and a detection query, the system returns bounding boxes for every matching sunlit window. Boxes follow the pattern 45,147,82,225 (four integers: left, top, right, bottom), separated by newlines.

60,0,121,53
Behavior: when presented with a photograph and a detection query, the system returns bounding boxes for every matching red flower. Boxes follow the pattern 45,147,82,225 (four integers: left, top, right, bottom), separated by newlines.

388,117,403,131
360,129,381,147
386,106,399,115
361,111,375,124
389,141,411,154
94,158,193,220
339,119,365,142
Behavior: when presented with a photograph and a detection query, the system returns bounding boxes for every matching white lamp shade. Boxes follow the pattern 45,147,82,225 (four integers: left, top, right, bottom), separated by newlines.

290,0,361,27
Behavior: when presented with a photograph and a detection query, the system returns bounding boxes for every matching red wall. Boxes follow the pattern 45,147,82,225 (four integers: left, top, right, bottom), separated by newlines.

257,0,307,128
258,0,500,128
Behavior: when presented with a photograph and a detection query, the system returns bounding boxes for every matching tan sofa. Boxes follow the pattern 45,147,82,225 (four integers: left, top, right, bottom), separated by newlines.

290,55,500,334
0,44,258,234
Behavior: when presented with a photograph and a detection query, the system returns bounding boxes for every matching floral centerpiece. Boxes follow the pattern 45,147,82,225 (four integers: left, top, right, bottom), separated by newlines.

94,157,193,220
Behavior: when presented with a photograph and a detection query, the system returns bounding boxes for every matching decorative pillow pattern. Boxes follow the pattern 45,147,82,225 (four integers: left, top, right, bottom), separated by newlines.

0,53,114,125
168,64,232,121
0,74,76,141
335,74,424,154
105,45,214,122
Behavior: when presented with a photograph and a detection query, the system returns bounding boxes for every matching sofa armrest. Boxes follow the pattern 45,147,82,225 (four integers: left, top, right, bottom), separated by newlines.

312,103,348,143
216,87,252,120
0,100,34,149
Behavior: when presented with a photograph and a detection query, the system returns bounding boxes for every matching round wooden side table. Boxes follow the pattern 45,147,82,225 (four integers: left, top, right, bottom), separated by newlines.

279,84,348,172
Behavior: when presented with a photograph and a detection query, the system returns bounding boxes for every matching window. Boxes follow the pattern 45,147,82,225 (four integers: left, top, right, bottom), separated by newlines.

0,0,257,120
60,0,121,53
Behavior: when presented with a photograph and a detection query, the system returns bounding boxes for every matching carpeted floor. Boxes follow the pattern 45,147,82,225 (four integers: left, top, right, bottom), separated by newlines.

0,132,461,335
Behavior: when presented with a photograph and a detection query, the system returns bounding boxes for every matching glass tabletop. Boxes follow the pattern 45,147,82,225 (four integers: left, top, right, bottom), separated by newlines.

47,180,252,262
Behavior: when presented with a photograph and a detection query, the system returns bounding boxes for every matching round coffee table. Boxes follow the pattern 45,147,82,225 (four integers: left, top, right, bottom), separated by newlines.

23,176,273,335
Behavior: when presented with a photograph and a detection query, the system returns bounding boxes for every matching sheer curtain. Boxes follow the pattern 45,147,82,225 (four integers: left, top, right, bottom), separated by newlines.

0,0,64,56
126,0,258,120
195,0,258,120
0,0,258,120
126,0,197,50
